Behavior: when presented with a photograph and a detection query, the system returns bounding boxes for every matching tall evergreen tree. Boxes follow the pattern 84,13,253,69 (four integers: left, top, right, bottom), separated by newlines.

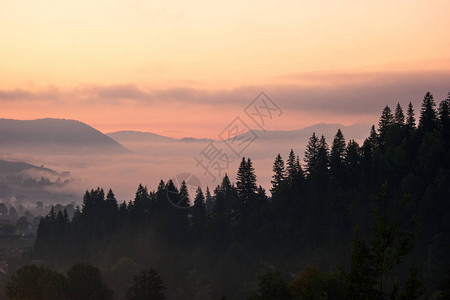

362,126,378,165
178,181,190,208
406,102,416,131
271,153,285,193
361,125,378,188
378,105,394,137
394,102,405,125
368,125,378,147
345,139,361,187
236,157,257,213
105,189,118,212
330,129,346,184
315,135,330,181
191,187,206,236
419,91,438,132
133,184,150,218
438,94,450,145
151,180,167,212
220,174,238,211
165,179,179,208
304,133,319,175
104,189,118,233
286,149,298,184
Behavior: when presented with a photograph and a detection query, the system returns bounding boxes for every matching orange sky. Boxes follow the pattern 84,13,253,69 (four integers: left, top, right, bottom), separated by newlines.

1,0,449,138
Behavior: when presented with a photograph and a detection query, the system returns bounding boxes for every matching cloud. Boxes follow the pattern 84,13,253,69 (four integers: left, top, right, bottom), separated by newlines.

269,70,450,114
80,85,258,107
1,70,448,116
0,89,33,100
0,87,61,102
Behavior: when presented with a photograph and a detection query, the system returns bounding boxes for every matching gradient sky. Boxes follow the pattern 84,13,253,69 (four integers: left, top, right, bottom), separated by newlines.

1,0,449,138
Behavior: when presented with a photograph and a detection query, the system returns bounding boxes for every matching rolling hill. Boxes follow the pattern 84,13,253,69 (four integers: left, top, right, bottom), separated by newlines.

0,118,129,154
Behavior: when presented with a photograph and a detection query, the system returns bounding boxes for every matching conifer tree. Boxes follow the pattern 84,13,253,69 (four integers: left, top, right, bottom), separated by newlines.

345,139,361,186
178,181,190,208
438,94,450,144
271,153,285,193
304,133,319,175
330,129,346,184
361,126,377,166
165,179,179,207
419,91,438,132
104,189,118,233
394,102,405,125
406,102,416,131
368,125,378,146
191,187,206,236
316,134,330,177
220,174,238,211
154,180,167,210
133,184,150,217
378,105,394,137
285,149,299,184
236,157,257,210
105,189,118,211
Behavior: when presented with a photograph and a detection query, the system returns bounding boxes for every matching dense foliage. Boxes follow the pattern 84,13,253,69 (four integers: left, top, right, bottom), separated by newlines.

29,91,450,299
6,263,113,300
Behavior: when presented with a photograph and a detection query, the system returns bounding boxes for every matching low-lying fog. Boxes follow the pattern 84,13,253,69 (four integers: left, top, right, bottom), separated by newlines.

0,122,371,206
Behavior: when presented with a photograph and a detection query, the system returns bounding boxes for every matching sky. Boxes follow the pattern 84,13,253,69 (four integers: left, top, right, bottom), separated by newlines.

1,0,449,138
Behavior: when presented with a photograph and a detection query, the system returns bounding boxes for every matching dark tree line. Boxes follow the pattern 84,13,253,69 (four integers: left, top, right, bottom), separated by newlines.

32,91,450,299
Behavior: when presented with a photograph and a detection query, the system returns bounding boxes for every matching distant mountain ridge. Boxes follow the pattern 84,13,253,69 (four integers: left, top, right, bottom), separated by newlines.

0,118,129,154
108,122,371,144
226,122,371,142
107,130,213,143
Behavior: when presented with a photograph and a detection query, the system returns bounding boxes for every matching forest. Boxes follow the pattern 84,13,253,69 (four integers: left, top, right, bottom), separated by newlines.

5,91,450,299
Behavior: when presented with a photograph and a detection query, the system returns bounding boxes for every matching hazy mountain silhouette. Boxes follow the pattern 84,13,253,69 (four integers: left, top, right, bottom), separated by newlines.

108,123,369,144
225,122,370,143
107,131,213,143
0,118,130,154
0,159,63,177
107,131,176,143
